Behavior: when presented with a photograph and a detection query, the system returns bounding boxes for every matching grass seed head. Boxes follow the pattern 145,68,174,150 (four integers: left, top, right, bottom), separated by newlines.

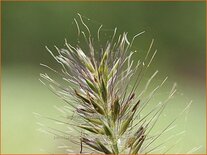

40,14,187,154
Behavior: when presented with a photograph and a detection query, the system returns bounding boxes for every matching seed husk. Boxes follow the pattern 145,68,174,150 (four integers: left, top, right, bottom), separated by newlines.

85,78,99,94
112,96,120,122
75,90,90,104
82,138,103,152
103,122,113,137
131,135,146,154
78,124,104,134
100,78,107,103
119,112,134,135
88,95,105,115
96,139,112,154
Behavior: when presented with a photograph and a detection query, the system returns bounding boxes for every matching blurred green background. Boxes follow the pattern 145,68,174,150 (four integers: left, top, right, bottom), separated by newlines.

2,1,206,154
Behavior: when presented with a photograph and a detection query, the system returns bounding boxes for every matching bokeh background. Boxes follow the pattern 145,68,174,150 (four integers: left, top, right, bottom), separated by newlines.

2,1,206,154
